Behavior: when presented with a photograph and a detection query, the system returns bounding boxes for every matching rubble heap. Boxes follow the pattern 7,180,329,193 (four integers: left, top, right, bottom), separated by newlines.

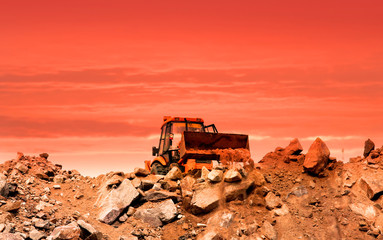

1,138,383,239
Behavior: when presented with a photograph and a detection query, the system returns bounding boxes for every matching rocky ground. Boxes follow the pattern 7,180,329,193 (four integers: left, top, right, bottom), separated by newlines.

0,138,383,240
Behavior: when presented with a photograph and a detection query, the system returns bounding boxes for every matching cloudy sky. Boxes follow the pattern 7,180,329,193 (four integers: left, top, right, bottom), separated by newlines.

1,0,382,176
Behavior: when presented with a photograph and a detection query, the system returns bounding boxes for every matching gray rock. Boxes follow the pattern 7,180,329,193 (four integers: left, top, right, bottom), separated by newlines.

98,179,140,224
201,166,210,179
33,218,49,229
77,220,102,239
359,175,383,200
29,230,46,240
207,210,234,228
224,178,255,201
0,180,17,197
272,204,289,216
190,184,220,214
208,170,223,183
133,209,163,227
131,178,142,189
154,199,178,223
165,167,182,180
265,192,282,210
224,169,242,182
180,176,196,198
287,185,308,198
152,182,162,190
141,175,163,191
49,222,81,240
144,190,178,202
15,163,28,174
349,203,377,221
261,221,277,240
119,213,128,222
77,220,98,234
134,199,178,227
53,175,66,184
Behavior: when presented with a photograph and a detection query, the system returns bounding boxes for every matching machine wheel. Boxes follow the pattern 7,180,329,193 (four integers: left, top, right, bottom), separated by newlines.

150,162,167,175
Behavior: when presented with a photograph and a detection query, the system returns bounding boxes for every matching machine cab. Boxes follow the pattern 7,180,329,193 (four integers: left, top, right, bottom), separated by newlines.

152,117,203,162
152,117,217,164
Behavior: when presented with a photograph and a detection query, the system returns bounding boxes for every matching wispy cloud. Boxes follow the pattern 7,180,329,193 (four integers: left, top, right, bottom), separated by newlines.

300,136,365,141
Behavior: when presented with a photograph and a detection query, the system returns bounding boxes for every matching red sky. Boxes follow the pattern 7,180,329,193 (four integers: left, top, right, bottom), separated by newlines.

1,0,383,176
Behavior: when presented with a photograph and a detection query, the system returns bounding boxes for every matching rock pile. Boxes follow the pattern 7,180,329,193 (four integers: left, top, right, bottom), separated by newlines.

260,138,305,165
260,138,338,176
0,153,103,239
2,138,383,239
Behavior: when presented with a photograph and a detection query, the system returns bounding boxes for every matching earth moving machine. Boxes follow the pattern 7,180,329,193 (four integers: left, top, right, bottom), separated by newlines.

145,116,250,175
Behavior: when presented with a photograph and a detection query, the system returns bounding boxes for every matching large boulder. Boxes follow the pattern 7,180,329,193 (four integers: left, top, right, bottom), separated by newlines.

283,138,303,156
190,184,221,214
77,220,102,240
98,179,140,224
49,222,81,240
364,139,375,158
359,175,383,200
224,169,242,183
208,170,223,183
303,138,330,175
133,199,178,227
207,210,234,228
165,167,182,180
349,203,377,221
224,178,255,201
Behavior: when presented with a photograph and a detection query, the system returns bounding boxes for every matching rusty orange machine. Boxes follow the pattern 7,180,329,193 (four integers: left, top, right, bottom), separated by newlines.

145,116,249,174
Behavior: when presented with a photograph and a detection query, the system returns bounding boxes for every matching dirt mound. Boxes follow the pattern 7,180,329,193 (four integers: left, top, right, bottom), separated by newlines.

1,138,383,240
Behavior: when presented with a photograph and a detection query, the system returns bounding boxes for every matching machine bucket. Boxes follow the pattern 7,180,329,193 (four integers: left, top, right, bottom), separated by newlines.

179,131,249,162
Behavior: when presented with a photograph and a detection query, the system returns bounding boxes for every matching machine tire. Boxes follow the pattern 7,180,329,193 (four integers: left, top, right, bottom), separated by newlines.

150,162,167,175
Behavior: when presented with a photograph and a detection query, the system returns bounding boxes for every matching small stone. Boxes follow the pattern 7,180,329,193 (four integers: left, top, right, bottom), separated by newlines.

265,192,282,210
261,221,277,240
208,170,223,183
224,169,242,182
119,213,128,222
39,153,49,159
54,175,66,184
127,207,135,216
